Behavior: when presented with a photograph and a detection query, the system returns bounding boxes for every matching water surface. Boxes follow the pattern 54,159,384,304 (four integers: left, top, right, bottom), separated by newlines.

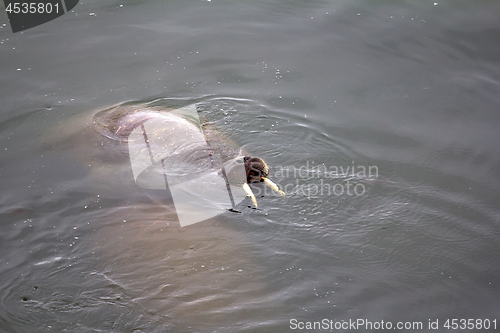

1,1,500,332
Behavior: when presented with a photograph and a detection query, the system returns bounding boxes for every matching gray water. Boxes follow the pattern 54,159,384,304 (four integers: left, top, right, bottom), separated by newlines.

1,1,500,332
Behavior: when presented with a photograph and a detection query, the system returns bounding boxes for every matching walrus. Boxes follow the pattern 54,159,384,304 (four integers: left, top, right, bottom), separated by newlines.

92,101,284,221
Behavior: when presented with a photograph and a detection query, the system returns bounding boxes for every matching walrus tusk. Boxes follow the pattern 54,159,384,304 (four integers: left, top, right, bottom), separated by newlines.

242,183,258,208
263,177,285,197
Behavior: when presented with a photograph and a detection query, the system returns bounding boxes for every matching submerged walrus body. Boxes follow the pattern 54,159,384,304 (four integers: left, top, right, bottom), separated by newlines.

92,102,284,215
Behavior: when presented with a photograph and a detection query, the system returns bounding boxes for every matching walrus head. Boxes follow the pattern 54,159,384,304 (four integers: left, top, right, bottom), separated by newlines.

243,156,269,183
239,156,285,208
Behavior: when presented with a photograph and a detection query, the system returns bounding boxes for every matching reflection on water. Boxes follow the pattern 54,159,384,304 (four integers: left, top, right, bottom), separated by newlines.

2,205,279,332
